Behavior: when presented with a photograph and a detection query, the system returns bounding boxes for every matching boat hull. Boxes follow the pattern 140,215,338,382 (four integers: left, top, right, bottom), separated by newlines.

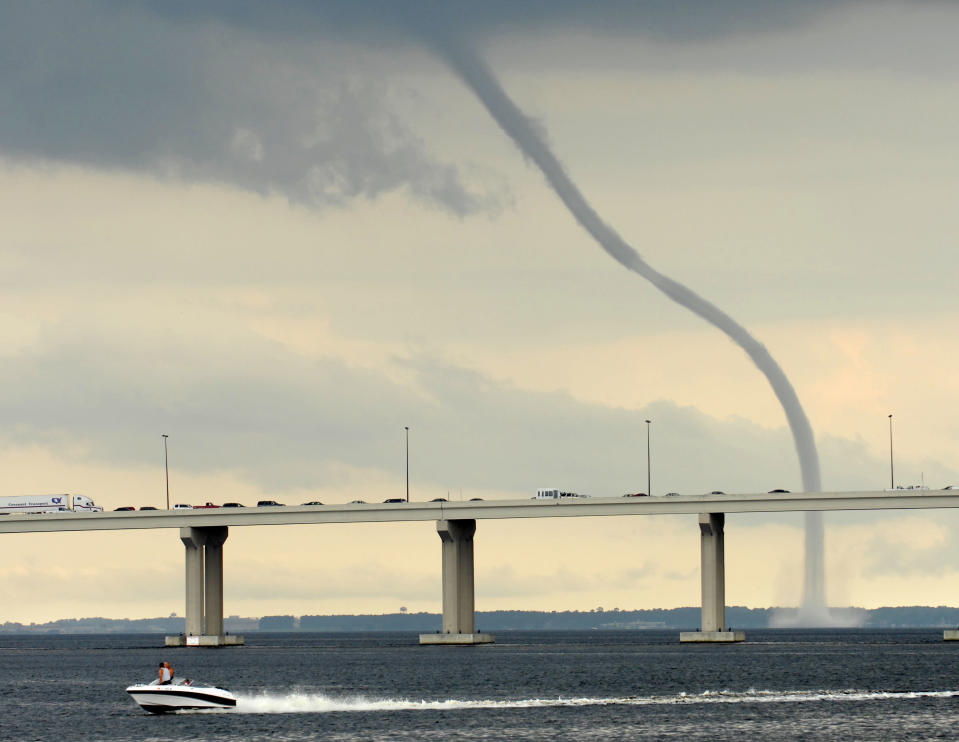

126,683,236,713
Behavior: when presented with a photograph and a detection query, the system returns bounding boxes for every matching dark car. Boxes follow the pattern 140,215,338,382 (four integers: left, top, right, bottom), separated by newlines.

469,497,484,501
768,489,790,494
257,500,284,507
139,506,158,510
622,493,648,497
430,497,448,502
222,502,245,508
709,491,725,495
301,501,324,506
348,500,367,505
383,498,405,504
114,506,135,511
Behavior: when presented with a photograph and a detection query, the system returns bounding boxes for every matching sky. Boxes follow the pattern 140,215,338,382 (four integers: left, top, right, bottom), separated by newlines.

2,1,958,623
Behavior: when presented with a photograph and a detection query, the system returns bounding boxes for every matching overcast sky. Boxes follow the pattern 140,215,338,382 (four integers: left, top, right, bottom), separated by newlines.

2,1,958,623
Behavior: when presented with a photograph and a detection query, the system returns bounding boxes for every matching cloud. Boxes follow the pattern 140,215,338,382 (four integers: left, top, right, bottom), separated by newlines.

0,314,953,498
475,560,698,600
0,1,501,215
857,517,959,579
3,0,918,218
128,1,836,44
230,560,436,602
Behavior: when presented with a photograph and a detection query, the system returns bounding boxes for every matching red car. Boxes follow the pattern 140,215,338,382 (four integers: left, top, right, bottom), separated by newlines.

193,502,220,509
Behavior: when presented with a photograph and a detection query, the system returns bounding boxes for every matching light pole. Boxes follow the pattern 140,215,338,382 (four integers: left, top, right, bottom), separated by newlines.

162,434,170,510
645,419,651,496
405,426,410,502
888,414,894,489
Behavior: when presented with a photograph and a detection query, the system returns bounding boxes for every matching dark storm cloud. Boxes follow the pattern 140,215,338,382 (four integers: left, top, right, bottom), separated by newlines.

0,1,499,214
126,0,834,44
0,1,847,214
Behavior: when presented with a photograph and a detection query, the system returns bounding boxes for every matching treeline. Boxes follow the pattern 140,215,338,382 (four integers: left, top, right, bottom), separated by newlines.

0,615,258,634
234,606,959,632
5,606,959,634
293,609,706,632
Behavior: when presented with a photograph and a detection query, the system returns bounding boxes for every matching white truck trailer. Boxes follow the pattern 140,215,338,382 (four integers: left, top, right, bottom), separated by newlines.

0,494,103,514
535,488,590,500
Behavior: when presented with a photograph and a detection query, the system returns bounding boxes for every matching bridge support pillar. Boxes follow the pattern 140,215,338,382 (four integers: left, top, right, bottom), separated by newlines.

203,527,227,637
182,527,205,637
680,513,745,643
420,519,494,646
166,526,244,647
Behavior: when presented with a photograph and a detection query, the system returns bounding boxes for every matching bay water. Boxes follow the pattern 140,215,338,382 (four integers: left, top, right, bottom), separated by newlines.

3,629,958,741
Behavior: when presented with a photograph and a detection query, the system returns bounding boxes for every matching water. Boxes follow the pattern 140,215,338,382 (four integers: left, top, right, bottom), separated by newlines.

3,630,959,741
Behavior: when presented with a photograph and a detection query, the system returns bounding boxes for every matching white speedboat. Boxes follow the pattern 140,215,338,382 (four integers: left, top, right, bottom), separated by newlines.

126,678,236,713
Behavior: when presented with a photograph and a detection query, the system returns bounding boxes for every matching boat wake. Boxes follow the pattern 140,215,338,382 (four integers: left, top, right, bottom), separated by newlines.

233,688,959,714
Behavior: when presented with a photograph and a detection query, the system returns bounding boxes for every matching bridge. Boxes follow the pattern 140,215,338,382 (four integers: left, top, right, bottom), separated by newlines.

3,490,957,646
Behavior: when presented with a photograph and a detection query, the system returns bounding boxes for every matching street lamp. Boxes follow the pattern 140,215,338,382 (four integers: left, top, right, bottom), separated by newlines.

645,419,652,497
162,434,170,510
888,414,894,490
405,426,410,502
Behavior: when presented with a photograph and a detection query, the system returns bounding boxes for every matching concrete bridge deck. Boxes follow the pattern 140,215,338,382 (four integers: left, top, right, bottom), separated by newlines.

1,489,956,534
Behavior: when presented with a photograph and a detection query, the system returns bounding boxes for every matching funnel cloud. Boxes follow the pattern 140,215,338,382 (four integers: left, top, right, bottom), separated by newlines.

428,36,827,618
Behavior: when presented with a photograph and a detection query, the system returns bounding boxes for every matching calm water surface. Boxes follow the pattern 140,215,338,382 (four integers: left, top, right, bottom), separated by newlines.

3,630,959,741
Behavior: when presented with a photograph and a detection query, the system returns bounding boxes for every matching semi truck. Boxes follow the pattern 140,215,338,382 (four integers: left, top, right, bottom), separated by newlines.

535,488,590,500
0,494,103,514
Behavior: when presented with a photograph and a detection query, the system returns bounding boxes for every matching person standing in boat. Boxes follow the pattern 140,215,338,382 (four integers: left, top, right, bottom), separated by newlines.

157,661,174,685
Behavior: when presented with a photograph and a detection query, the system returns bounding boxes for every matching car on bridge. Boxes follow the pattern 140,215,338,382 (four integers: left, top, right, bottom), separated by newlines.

383,498,405,504
194,502,220,509
222,502,245,508
622,493,648,497
301,501,324,506
257,500,284,507
114,506,135,511
173,503,193,510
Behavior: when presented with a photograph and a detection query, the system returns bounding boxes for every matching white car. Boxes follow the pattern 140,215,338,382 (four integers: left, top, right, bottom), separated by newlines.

173,503,193,510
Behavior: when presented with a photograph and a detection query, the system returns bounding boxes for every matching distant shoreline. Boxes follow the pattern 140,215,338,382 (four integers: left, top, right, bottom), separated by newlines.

4,606,959,634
